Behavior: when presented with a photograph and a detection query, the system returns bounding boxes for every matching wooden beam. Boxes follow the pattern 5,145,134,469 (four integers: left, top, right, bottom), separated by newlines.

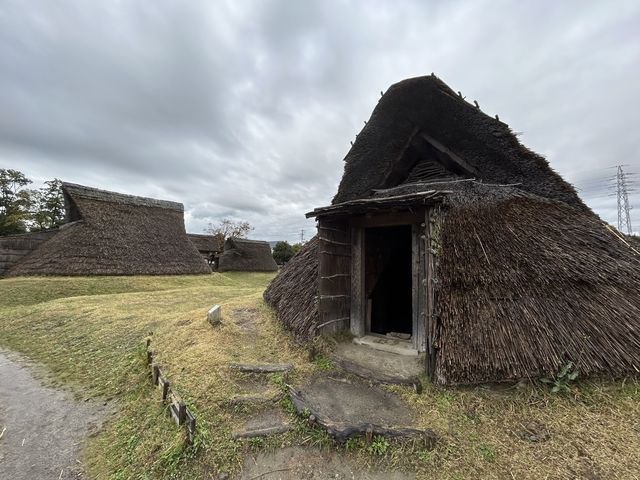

306,190,446,218
418,132,479,177
229,363,293,373
351,211,424,228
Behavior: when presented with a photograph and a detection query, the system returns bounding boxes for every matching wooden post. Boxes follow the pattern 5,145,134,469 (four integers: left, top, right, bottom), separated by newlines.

350,226,365,337
151,364,160,385
412,224,420,350
169,393,187,425
146,350,153,365
158,376,170,402
185,409,196,446
424,209,436,377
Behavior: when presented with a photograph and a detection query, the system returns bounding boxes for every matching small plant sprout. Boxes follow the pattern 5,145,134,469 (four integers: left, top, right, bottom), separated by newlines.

479,444,497,462
345,436,365,451
541,361,579,393
367,435,390,456
313,354,334,371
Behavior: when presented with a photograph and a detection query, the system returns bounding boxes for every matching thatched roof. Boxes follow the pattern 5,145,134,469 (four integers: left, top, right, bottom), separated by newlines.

264,237,319,340
332,75,584,210
266,74,640,385
434,182,640,384
217,237,278,272
7,183,211,276
0,230,57,276
187,233,221,253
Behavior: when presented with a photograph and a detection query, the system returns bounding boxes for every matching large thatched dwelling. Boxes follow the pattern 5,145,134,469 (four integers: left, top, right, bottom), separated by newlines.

265,75,640,385
5,183,211,276
217,237,278,272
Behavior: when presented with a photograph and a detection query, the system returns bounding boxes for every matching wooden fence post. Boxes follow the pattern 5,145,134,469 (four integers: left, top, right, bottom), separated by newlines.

151,364,160,385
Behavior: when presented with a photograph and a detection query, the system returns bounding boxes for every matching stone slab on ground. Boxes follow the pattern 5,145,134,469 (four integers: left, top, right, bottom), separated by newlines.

332,342,424,386
353,335,419,356
289,374,435,443
232,407,291,440
239,446,415,479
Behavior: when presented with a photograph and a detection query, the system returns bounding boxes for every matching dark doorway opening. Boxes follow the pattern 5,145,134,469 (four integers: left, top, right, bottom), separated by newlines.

364,225,412,336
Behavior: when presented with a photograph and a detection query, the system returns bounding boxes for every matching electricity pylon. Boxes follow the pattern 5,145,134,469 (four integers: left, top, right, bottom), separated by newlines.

616,165,633,235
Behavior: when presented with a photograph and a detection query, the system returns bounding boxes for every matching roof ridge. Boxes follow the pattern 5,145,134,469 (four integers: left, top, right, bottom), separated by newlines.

62,182,183,211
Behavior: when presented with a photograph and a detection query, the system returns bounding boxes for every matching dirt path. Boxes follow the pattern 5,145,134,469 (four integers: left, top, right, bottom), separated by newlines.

0,350,105,480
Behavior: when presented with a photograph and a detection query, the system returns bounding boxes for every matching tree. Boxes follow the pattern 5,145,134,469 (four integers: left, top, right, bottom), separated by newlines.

0,169,33,234
30,179,65,231
205,218,253,250
272,241,295,265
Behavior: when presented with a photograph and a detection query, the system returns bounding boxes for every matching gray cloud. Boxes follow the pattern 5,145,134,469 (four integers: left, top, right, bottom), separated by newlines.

1,0,639,241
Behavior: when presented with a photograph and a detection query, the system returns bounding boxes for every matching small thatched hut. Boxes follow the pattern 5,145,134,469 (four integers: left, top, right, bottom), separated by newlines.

265,75,640,385
217,237,278,272
188,233,220,263
0,230,58,276
6,183,211,276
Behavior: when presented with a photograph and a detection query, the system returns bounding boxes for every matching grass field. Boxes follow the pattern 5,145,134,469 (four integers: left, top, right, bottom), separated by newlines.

0,273,639,479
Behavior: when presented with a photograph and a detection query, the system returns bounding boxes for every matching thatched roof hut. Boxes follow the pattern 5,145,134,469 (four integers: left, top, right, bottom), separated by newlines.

217,237,278,272
265,75,640,385
0,230,57,276
6,183,211,276
188,233,221,258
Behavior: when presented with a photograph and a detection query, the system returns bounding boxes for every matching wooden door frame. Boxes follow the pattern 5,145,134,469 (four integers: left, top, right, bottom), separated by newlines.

349,211,427,352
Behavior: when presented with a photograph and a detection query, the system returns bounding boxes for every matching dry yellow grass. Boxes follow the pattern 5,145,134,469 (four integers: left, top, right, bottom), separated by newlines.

0,273,638,479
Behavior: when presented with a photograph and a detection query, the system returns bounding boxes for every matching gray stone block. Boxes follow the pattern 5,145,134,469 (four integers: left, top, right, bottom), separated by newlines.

208,305,221,326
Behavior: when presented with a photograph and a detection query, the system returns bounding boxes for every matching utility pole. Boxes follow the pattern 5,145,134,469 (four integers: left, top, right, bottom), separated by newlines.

616,165,633,235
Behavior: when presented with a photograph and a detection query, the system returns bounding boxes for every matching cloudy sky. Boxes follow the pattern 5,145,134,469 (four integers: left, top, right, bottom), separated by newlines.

1,0,638,241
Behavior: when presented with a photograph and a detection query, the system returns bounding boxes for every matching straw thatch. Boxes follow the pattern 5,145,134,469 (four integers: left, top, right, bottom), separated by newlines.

217,237,278,272
333,75,582,209
6,183,211,276
0,230,57,276
188,233,221,257
264,237,318,340
434,182,640,384
266,74,640,385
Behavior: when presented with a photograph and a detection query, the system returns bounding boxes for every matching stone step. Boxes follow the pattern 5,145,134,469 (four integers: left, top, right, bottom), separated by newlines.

229,393,282,406
229,363,293,373
331,342,424,391
288,374,436,447
232,408,291,440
